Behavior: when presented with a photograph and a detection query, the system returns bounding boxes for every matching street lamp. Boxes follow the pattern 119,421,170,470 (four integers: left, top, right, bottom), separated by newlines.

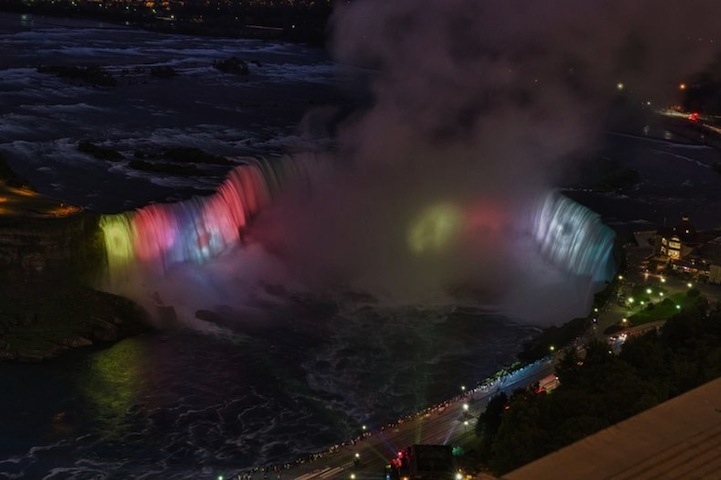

687,282,693,288
460,385,466,392
549,345,555,352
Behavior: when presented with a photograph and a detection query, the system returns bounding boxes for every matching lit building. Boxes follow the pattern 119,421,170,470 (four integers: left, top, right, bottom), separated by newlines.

656,215,697,260
646,215,721,283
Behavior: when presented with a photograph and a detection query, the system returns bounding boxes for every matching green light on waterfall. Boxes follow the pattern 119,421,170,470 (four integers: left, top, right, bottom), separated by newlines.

100,214,135,268
408,202,462,254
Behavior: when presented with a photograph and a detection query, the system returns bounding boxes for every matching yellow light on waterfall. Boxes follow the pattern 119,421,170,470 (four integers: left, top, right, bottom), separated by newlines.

99,214,136,268
408,202,462,254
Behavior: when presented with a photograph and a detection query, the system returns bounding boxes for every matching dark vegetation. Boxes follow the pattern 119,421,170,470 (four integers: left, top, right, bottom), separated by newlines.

476,296,721,475
0,279,150,362
0,161,151,362
37,64,117,87
0,153,32,189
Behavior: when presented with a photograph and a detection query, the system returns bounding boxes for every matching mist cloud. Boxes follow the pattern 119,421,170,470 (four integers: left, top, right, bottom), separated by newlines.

252,0,721,321
109,1,721,326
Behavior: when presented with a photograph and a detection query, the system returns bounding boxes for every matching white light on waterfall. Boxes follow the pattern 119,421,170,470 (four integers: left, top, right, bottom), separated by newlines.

463,403,469,411
531,192,616,283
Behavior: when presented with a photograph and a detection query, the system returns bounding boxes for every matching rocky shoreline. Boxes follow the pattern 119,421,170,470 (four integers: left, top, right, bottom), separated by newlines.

0,281,152,363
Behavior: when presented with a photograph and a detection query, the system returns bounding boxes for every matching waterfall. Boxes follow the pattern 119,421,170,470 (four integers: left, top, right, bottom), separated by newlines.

530,191,616,283
99,152,614,305
98,156,309,278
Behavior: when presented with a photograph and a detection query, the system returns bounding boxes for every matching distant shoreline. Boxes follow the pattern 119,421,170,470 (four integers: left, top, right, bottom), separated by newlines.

0,4,330,46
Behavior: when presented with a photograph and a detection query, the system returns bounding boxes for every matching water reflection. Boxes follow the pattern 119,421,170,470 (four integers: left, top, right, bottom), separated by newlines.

76,338,149,440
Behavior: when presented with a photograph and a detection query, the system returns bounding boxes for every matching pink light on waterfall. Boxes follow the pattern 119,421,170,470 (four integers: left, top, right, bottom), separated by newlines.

132,204,178,263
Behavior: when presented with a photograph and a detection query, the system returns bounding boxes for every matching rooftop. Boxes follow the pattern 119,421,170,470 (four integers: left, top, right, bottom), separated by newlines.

502,376,721,480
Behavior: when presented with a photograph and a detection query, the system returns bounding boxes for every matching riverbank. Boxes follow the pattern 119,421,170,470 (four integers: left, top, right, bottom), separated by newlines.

0,278,151,362
0,2,329,46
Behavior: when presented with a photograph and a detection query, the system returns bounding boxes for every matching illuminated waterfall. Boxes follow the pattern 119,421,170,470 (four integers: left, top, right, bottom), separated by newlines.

99,157,312,275
99,151,613,297
529,191,615,282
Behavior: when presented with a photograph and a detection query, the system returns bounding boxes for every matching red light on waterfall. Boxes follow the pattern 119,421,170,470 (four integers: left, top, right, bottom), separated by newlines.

689,112,700,122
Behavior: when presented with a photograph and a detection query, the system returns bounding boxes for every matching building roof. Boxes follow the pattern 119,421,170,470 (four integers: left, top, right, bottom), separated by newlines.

502,376,721,480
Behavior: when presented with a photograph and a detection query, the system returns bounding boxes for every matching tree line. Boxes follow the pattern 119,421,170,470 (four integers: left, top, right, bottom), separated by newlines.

476,293,721,475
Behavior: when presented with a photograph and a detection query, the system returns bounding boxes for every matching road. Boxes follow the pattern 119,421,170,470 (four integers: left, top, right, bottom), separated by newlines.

231,359,555,480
